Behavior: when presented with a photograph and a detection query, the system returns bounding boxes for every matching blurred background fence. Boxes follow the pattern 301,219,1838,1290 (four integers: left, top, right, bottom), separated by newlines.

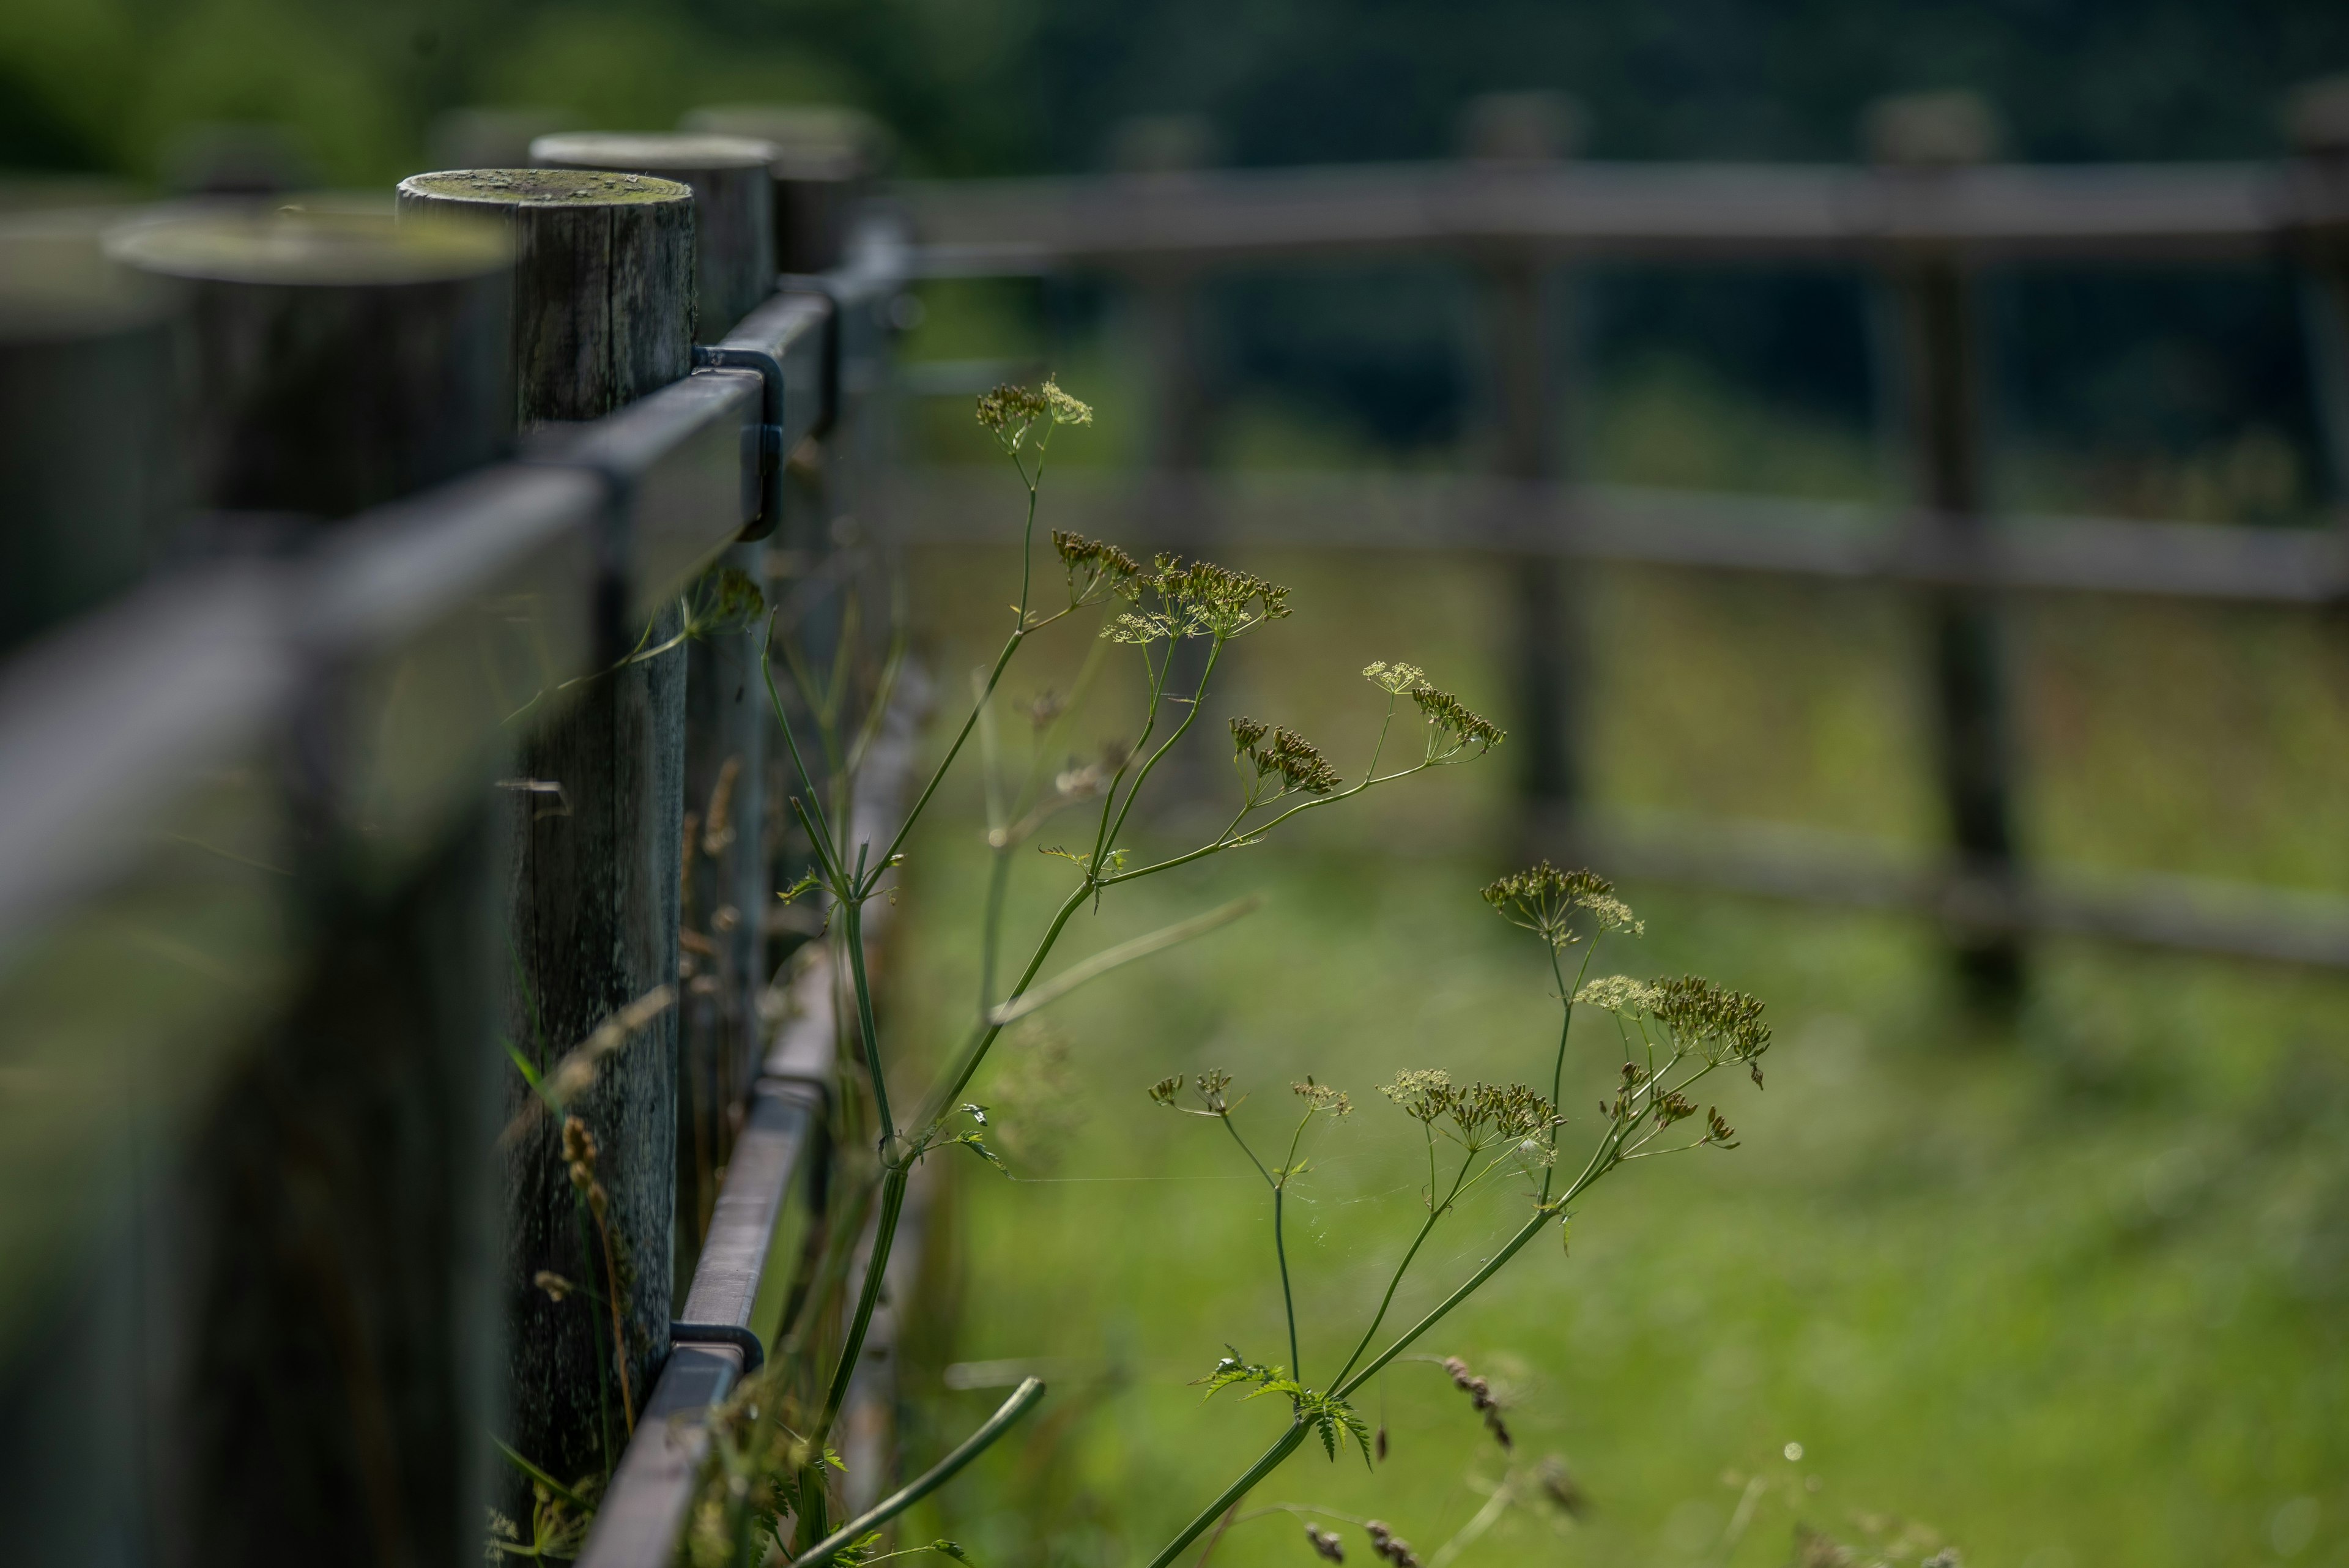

888,81,2349,987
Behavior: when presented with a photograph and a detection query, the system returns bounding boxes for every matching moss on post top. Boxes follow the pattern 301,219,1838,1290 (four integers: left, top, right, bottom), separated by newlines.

397,168,694,207
527,133,778,173
105,209,510,286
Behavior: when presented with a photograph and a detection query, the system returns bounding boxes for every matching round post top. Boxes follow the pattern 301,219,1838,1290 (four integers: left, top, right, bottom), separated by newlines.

527,133,779,172
398,168,695,209
680,106,891,178
105,208,510,286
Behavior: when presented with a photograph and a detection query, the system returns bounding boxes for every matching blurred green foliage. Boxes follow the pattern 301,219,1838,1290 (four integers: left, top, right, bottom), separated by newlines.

3,0,2347,184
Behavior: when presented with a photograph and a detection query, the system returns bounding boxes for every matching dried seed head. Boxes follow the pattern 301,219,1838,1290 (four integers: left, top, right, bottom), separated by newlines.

1305,1523,1346,1562
1235,721,1343,795
1648,975,1772,1065
975,382,1050,442
533,1269,574,1302
1537,1455,1588,1517
1441,1355,1514,1450
1291,1077,1353,1116
1364,1522,1420,1568
1050,530,1142,605
1484,861,1641,947
1380,1069,1455,1123
1407,681,1505,755
1196,1068,1234,1115
1021,689,1070,728
1148,1074,1183,1106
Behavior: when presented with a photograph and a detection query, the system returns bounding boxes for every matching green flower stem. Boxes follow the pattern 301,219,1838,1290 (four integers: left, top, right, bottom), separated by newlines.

1150,1114,1643,1568
842,897,892,1149
812,1162,908,1450
1143,1421,1313,1568
1094,639,1225,861
790,1377,1046,1568
1327,1148,1472,1390
1541,944,1597,1205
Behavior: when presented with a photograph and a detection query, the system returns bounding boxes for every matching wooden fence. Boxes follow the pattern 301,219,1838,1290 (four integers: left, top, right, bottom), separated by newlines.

888,84,2349,983
6,77,2349,1568
0,120,907,1567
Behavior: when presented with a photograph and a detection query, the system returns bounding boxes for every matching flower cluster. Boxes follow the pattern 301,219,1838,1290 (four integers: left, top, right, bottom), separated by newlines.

1232,717,1343,796
1151,1068,1235,1117
1379,1071,1556,1146
1483,861,1642,948
1574,974,1660,1014
1649,975,1773,1079
1050,529,1142,608
976,376,1091,452
1361,661,1506,760
1291,1077,1354,1116
1441,1355,1512,1451
1409,683,1506,754
1107,552,1291,644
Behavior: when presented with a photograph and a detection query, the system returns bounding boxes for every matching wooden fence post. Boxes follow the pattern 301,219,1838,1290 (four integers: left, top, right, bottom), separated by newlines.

398,169,697,1490
0,220,177,654
528,134,778,345
519,132,786,1282
681,105,889,276
106,208,516,1566
1109,116,1219,793
1461,92,1585,827
2287,78,2349,522
1865,91,2026,1004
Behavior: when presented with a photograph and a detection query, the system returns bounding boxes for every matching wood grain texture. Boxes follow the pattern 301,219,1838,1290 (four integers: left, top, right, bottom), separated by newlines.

503,633,686,1489
528,134,778,343
397,169,694,425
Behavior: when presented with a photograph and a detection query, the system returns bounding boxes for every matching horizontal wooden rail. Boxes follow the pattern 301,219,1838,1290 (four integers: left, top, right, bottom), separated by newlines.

883,466,2349,605
896,158,2346,272
1560,809,2349,970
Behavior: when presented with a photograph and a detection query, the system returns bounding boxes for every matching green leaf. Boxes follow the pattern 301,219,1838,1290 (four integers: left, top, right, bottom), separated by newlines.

955,1132,1008,1173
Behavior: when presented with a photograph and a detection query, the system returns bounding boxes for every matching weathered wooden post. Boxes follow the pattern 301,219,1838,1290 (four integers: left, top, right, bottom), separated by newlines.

529,133,778,344
106,207,516,1566
0,218,178,652
682,108,883,1014
1865,91,2025,1003
522,132,785,1269
398,169,697,1488
1460,91,1585,829
681,106,888,275
2287,76,2349,524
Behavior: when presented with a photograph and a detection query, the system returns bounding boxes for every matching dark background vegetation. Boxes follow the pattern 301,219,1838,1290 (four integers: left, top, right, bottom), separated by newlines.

7,0,2347,501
